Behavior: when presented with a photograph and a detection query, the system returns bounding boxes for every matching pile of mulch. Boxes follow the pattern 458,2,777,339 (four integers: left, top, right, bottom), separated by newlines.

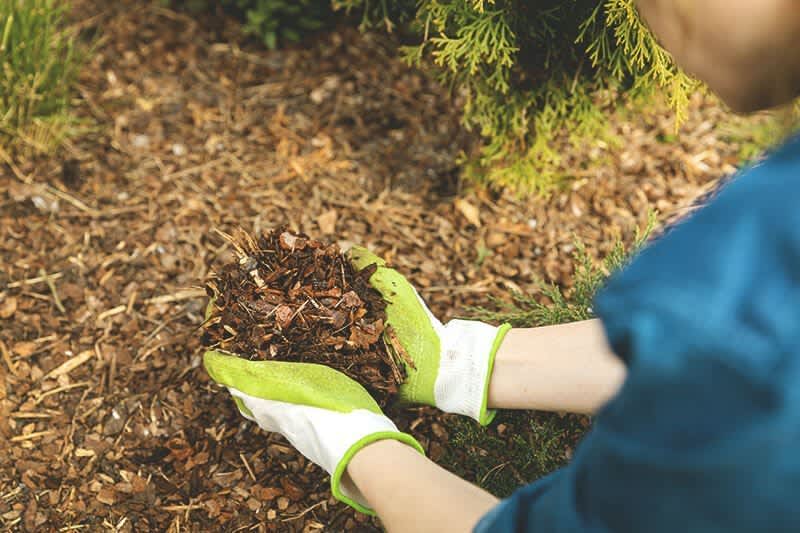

202,228,406,407
0,0,754,531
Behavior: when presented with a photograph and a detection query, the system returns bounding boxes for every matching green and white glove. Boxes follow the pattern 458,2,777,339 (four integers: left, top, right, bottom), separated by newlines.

349,247,511,426
204,351,424,515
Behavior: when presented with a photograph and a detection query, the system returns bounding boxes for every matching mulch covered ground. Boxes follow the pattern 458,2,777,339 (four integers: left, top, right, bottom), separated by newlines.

0,1,749,530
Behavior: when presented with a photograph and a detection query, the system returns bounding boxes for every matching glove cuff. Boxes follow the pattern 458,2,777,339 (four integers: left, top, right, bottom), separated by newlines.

332,431,425,515
435,321,511,425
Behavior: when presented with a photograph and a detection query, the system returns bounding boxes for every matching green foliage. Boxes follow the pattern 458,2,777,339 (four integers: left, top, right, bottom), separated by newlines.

181,0,702,191
234,0,331,49
719,106,800,165
447,216,655,494
470,212,655,327
183,0,794,191
0,0,83,154
171,0,332,49
440,411,587,497
337,0,697,192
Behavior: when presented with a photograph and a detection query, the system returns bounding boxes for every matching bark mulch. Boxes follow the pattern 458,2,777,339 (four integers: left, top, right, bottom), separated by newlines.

0,1,751,531
202,228,404,407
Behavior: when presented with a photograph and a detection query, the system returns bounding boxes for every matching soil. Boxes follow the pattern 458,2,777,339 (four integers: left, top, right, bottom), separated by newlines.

202,228,403,407
0,1,752,531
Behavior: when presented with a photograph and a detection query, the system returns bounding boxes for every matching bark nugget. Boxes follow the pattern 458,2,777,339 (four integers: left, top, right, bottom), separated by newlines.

201,228,405,407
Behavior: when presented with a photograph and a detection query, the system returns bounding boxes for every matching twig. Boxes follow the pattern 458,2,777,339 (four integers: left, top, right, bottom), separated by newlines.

43,185,101,217
145,288,206,305
33,382,91,405
162,158,224,181
384,325,416,370
479,462,509,486
126,290,138,314
0,144,101,216
0,144,30,183
281,501,326,522
0,339,18,376
42,350,94,380
10,411,54,419
10,430,56,442
39,268,66,314
239,453,256,482
97,305,126,322
5,271,63,289
418,285,493,294
137,339,180,361
160,504,204,512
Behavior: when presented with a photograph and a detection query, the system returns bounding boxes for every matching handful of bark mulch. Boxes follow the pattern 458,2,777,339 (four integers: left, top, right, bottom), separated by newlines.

201,228,406,407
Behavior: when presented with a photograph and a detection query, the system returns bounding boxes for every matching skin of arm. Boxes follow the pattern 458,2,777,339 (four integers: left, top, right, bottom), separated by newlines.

488,319,626,414
346,439,498,533
347,319,623,532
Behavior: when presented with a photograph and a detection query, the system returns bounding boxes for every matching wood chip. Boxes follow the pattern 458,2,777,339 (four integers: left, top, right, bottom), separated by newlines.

317,209,338,234
454,198,481,227
0,297,17,319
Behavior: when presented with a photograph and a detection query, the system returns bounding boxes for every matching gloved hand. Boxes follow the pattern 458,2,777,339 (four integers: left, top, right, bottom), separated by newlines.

348,247,511,426
204,350,424,514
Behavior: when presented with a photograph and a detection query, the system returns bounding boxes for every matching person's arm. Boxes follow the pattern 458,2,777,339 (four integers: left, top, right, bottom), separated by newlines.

350,246,627,420
488,319,626,414
346,439,498,533
344,320,624,532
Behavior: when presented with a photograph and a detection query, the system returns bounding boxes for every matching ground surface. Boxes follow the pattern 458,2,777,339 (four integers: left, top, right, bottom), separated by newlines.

0,2,751,531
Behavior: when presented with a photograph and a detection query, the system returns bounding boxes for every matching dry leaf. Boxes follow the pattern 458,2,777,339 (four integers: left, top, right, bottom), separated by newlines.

274,305,294,329
341,291,362,308
317,209,338,235
280,477,306,501
97,487,116,505
0,360,6,402
0,297,17,319
454,198,481,227
12,341,36,358
279,231,306,250
255,486,283,501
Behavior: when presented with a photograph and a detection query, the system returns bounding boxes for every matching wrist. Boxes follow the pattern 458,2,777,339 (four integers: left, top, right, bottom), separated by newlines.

336,431,425,515
347,438,420,478
436,321,511,425
344,437,425,512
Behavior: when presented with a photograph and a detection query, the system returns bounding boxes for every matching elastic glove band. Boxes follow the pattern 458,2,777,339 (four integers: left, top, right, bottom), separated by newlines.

332,432,425,515
435,321,511,425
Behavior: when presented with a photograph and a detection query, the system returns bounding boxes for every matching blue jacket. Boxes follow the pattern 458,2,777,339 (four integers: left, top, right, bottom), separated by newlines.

476,135,800,532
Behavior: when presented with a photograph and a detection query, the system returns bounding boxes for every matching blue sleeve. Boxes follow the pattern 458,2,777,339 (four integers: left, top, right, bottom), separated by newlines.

476,135,800,533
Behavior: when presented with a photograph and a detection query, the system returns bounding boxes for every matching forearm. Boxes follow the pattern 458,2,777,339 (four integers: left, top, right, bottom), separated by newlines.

346,439,498,533
488,319,625,414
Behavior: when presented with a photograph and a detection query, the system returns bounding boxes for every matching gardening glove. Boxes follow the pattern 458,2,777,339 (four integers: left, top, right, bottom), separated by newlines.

348,247,511,426
203,350,424,515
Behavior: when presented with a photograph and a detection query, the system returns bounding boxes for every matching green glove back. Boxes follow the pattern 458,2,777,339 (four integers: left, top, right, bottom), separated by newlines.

349,246,510,426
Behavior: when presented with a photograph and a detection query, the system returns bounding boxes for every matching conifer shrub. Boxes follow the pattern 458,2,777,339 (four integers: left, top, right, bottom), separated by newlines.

338,0,696,192
0,0,83,155
239,0,697,191
182,1,794,191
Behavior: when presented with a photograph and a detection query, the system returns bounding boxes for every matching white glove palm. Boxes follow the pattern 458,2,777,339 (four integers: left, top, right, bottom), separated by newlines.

204,351,423,514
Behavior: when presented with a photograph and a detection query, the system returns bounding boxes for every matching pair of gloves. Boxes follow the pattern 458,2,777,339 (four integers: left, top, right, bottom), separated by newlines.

204,247,510,514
